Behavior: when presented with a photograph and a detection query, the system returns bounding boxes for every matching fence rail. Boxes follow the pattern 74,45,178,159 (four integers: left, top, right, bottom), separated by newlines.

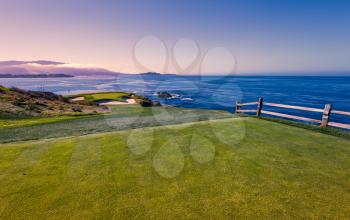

236,98,350,130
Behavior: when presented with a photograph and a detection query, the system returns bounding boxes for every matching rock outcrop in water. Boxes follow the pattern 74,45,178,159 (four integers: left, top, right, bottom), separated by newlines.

157,91,173,99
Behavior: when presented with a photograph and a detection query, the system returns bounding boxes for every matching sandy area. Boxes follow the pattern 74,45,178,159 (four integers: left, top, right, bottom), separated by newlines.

69,96,85,102
98,99,136,105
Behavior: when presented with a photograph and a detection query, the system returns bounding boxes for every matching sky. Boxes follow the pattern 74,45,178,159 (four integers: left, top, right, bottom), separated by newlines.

0,0,350,75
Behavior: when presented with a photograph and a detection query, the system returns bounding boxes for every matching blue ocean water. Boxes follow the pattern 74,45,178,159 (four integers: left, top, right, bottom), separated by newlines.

1,75,350,124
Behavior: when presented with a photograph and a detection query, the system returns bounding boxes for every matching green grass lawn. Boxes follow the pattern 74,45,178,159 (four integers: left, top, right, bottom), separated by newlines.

0,105,232,143
70,92,131,102
0,117,349,219
0,115,91,128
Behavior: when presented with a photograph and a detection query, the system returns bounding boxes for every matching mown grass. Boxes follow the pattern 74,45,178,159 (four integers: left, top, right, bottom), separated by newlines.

0,105,233,143
70,92,130,102
0,117,349,219
256,116,350,140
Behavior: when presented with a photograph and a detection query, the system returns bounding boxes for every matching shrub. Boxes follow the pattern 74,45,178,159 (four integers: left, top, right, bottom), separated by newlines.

10,87,64,101
0,85,10,93
35,101,48,107
0,110,31,119
72,105,82,112
26,102,42,113
140,99,160,107
12,99,27,107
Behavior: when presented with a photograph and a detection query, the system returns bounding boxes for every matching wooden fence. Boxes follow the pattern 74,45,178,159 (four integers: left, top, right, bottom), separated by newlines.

236,98,350,130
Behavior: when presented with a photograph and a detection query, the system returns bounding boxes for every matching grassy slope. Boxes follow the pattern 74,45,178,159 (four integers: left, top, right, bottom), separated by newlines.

0,86,104,118
0,105,232,143
0,117,349,219
0,115,92,128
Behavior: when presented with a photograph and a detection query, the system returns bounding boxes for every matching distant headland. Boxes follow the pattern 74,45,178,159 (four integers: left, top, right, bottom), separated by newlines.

0,74,74,78
0,60,177,77
140,72,177,77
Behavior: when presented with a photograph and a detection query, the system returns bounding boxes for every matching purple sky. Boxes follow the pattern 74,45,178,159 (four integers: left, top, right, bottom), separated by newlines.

0,0,349,75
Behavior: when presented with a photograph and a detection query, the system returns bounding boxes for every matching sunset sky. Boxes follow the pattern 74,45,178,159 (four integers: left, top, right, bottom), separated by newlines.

1,0,350,75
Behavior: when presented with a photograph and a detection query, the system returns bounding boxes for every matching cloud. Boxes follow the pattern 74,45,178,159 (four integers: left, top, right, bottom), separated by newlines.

0,60,120,76
0,60,65,66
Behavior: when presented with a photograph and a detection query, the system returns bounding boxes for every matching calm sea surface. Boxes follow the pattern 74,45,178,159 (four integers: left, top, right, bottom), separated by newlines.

1,75,350,124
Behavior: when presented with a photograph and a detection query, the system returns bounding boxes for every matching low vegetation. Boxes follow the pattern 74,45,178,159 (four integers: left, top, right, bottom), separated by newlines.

0,118,349,219
0,85,106,118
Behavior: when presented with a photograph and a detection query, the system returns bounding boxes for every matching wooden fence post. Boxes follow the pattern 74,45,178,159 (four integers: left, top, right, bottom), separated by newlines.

321,104,332,127
235,101,240,114
257,97,263,116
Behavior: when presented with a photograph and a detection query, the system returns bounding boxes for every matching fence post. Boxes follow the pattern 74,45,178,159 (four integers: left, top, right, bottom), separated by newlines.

256,97,263,116
235,101,240,114
321,104,332,127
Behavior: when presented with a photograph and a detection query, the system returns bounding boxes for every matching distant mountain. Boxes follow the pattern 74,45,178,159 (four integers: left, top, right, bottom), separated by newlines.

0,74,74,78
140,72,162,75
0,60,65,66
140,72,176,76
0,60,178,77
0,60,121,77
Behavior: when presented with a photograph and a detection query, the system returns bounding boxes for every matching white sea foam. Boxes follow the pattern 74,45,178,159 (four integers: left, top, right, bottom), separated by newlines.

181,98,193,101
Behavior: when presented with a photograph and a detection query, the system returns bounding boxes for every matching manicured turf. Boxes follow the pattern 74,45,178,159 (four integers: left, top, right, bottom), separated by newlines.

71,92,130,102
0,105,233,143
0,117,349,219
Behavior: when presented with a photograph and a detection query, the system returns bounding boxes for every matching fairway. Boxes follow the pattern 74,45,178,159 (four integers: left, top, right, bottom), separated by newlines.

0,117,349,219
69,92,131,102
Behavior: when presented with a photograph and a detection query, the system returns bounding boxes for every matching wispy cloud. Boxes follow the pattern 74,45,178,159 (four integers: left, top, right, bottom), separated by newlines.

0,60,120,76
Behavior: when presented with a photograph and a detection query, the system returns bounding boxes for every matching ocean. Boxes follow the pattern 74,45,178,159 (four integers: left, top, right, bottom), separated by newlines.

1,75,350,124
